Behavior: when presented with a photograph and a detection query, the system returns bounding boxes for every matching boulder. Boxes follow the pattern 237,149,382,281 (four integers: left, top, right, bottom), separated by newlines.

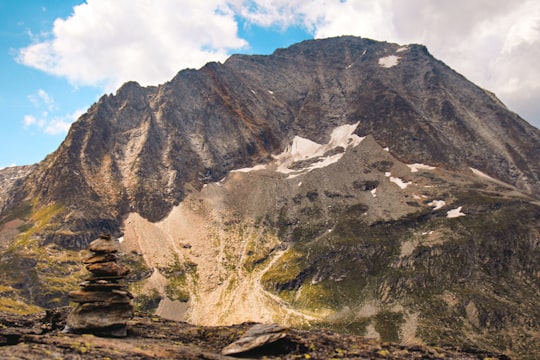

88,234,119,253
68,290,132,304
222,324,288,356
65,302,133,333
85,262,130,277
83,253,117,264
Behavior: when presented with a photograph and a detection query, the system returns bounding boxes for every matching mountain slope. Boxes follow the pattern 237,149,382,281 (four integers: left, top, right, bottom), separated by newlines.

0,36,539,358
119,124,540,358
8,36,539,245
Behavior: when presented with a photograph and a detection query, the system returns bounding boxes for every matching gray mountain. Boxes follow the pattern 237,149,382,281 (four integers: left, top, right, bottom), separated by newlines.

0,36,539,358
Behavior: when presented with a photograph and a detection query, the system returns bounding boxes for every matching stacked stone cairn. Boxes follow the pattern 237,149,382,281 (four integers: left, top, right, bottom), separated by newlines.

65,233,133,337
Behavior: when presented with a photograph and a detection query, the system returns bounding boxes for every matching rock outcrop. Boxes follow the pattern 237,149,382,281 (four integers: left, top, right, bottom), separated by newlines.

65,234,133,336
0,309,510,359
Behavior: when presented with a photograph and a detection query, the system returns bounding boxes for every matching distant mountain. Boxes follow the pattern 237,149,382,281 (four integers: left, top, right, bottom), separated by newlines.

1,36,539,358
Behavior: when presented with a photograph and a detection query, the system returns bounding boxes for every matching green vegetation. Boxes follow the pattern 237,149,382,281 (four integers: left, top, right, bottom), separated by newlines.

164,277,190,303
374,311,404,343
0,202,32,228
158,253,198,303
0,201,89,312
260,248,306,290
311,317,370,335
9,202,65,250
129,279,162,313
120,251,153,282
0,296,43,315
257,187,540,356
242,227,279,272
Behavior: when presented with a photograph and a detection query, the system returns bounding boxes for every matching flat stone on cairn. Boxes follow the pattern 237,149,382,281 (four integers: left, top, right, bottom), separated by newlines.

65,233,133,337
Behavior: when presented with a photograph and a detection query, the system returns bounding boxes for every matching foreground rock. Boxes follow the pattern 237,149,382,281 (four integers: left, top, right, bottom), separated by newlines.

0,308,512,359
65,234,133,336
221,323,288,356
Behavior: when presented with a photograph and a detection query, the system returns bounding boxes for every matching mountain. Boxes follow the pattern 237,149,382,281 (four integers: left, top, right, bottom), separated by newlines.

0,36,539,358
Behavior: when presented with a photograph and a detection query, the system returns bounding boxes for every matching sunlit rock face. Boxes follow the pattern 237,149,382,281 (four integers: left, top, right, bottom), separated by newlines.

1,36,540,358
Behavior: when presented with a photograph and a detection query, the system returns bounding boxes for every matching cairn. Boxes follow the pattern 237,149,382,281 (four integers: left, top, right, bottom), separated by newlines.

65,233,133,337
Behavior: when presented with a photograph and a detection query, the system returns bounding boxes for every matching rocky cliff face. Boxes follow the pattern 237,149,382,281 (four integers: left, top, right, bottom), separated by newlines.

1,36,539,358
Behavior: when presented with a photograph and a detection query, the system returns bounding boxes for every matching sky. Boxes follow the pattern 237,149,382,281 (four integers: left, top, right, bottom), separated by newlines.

1,0,539,169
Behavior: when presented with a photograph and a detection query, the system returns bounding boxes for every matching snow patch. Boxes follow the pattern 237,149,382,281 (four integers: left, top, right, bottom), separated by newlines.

385,172,391,177
408,163,436,173
396,46,409,53
428,200,446,210
378,55,400,68
370,188,377,197
284,137,321,164
268,90,274,95
447,206,466,218
390,176,411,189
383,147,389,152
231,164,267,173
275,122,364,177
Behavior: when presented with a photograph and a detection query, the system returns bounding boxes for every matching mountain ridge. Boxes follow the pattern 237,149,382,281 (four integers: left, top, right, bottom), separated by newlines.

7,36,537,243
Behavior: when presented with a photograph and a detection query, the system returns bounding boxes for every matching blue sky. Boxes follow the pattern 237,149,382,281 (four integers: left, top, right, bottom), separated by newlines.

1,0,539,169
1,1,105,167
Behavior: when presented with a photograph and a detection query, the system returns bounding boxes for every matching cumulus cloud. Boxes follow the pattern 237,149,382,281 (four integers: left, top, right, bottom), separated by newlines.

23,104,84,135
16,0,540,126
17,0,247,91
23,115,39,127
55,108,86,134
44,116,76,135
28,89,56,112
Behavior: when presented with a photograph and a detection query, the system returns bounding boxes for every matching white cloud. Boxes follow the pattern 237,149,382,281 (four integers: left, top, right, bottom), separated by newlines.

44,118,72,135
23,107,84,135
16,0,540,127
17,0,247,91
230,0,309,29
28,89,56,111
23,115,37,127
46,108,85,135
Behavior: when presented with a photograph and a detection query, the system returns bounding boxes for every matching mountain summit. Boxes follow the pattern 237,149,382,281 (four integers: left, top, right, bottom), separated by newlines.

1,36,539,358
